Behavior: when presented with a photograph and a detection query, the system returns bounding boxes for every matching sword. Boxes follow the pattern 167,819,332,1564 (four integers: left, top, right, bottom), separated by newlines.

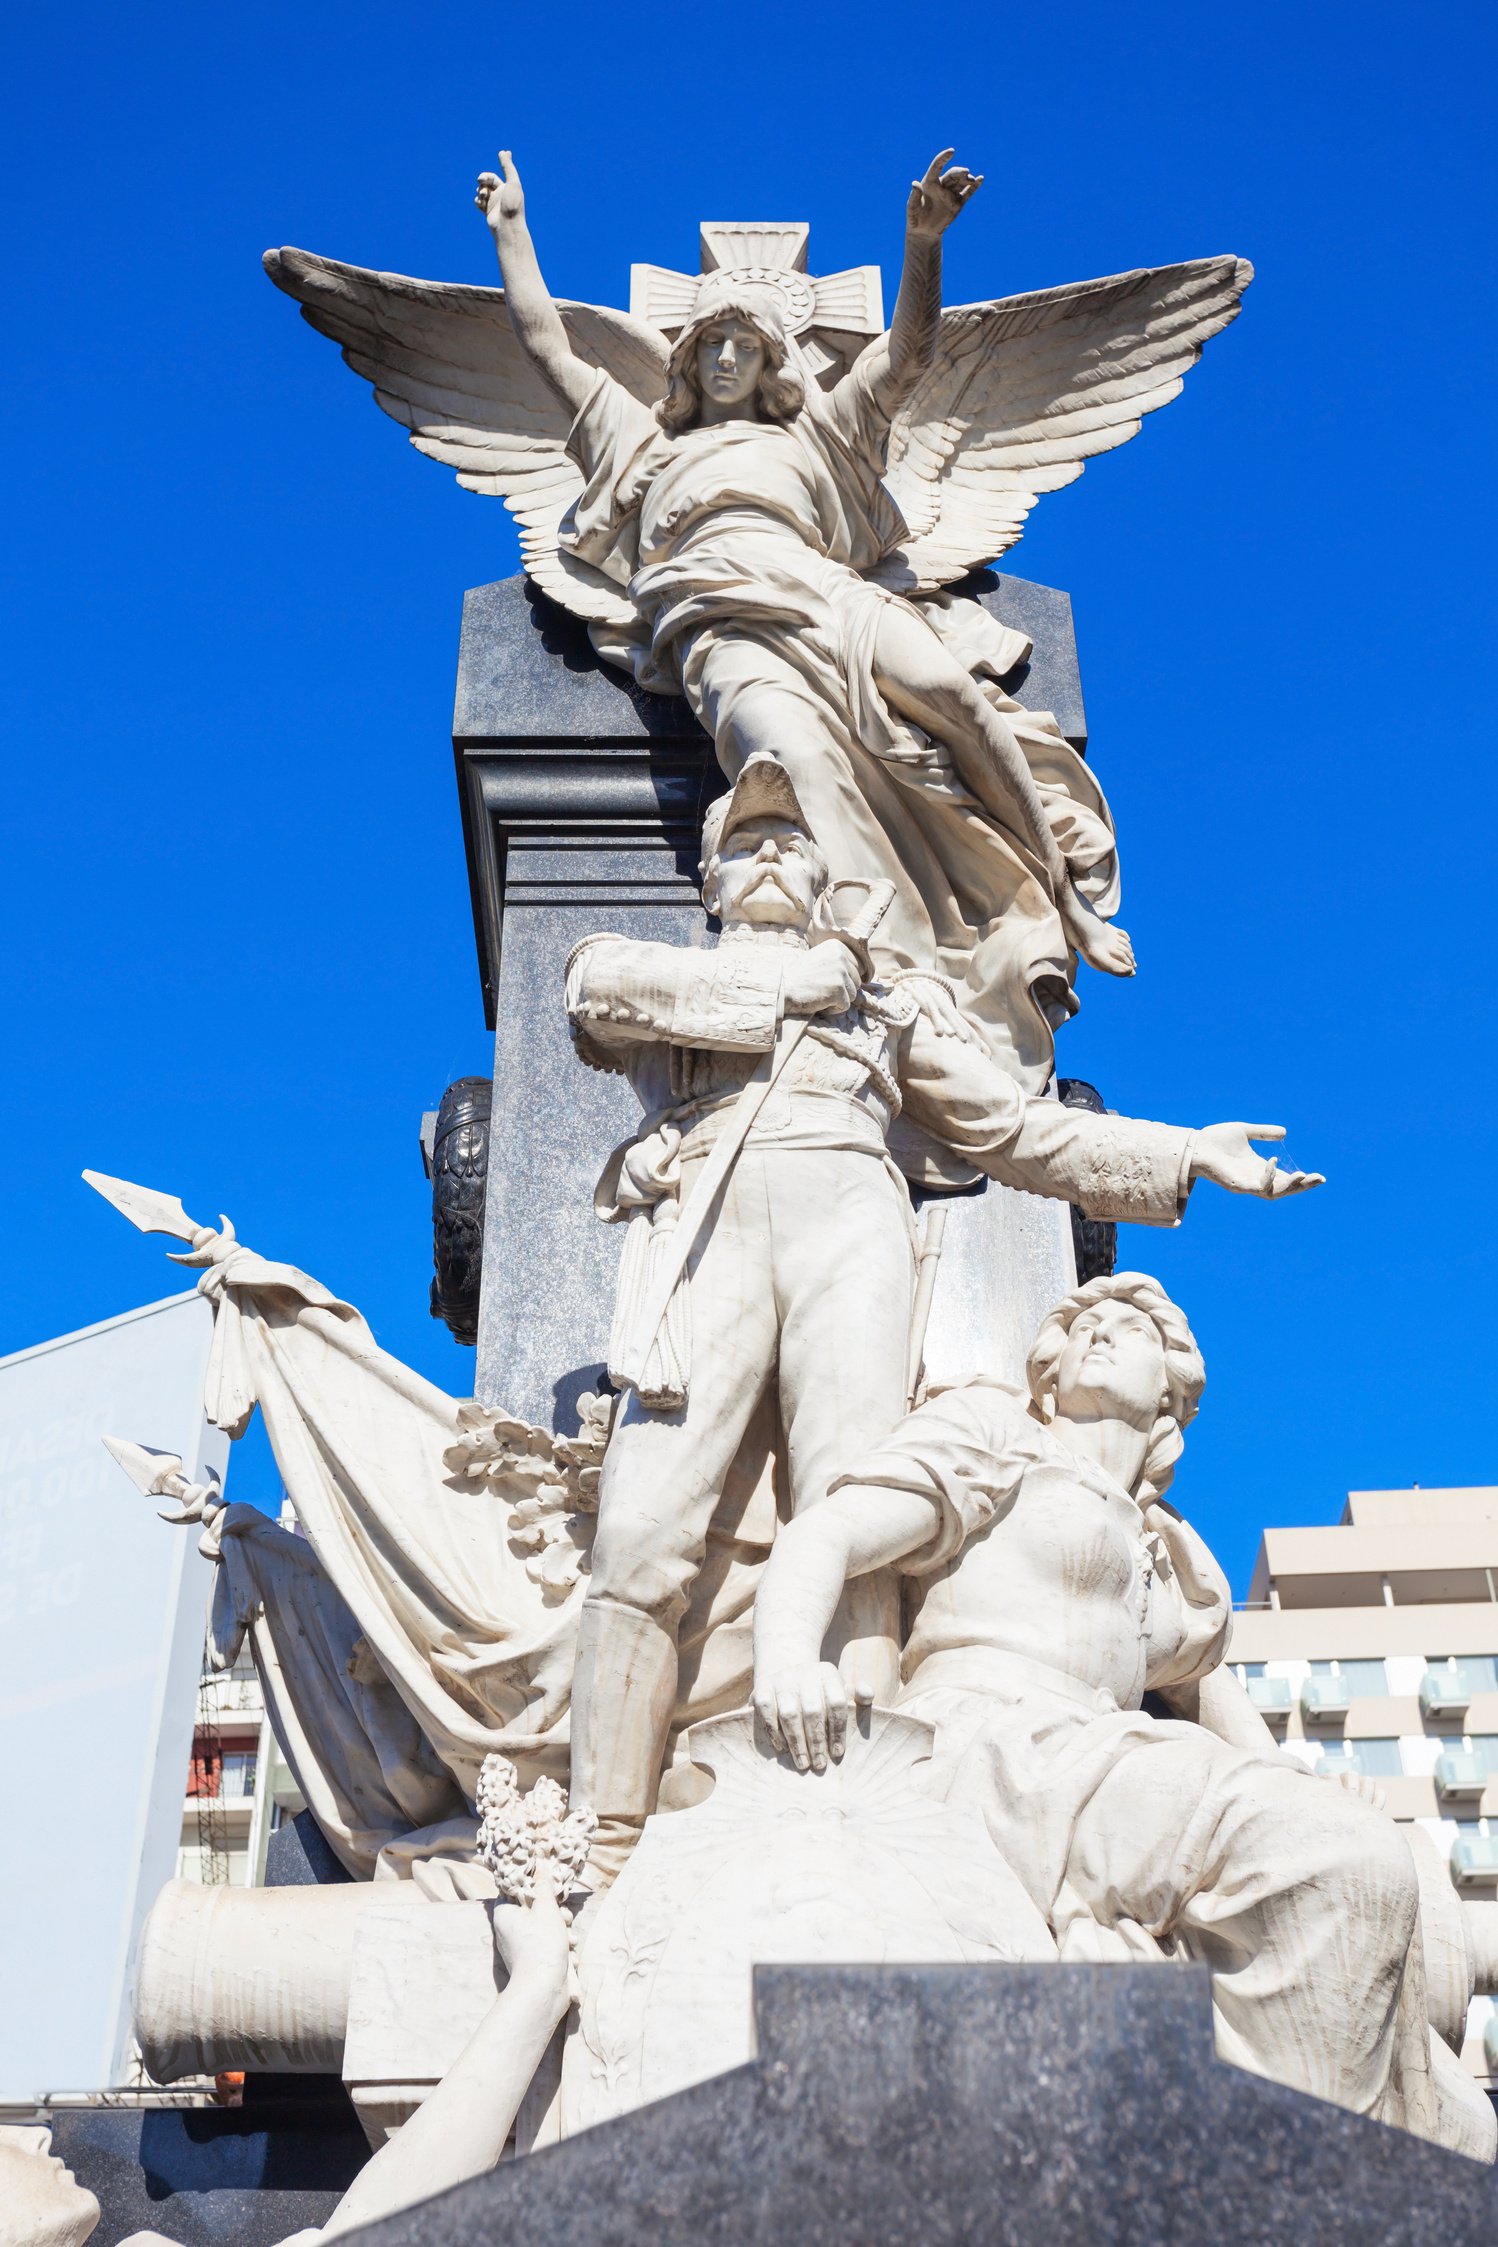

821,877,895,982
905,1201,949,1408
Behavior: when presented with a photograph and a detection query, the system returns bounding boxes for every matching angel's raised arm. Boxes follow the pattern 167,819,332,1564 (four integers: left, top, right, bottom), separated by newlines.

476,153,596,415
866,150,984,415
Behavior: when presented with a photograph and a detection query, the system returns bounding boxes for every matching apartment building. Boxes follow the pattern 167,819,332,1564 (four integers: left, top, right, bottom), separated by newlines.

177,1649,304,1888
1231,1484,1498,2086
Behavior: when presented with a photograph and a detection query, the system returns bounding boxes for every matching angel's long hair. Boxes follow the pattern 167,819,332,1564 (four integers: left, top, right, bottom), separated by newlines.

657,296,806,434
1025,1272,1205,1507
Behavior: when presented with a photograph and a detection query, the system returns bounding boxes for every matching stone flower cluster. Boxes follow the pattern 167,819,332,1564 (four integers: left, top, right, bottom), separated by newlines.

476,1753,597,1906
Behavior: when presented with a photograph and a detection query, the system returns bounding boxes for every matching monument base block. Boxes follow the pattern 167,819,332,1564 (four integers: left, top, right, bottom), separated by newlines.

345,1963,1497,2245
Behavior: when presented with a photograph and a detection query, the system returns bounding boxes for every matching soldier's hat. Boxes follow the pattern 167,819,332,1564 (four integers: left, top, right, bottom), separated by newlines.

700,753,813,869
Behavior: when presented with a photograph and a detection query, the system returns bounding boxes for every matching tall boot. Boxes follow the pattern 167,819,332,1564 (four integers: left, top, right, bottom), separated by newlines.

568,1598,680,1895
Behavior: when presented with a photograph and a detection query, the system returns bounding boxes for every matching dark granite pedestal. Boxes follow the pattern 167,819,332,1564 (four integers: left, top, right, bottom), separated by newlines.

345,1964,1498,2247
51,2075,369,2247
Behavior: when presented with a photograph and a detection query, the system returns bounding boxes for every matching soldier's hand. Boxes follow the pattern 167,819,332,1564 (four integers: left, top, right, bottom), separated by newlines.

1190,1122,1324,1198
783,942,861,1019
755,1659,850,1773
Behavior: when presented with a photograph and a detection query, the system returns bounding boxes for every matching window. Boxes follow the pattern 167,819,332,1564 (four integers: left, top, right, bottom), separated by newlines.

1232,1663,1267,1683
1308,1659,1388,1697
220,1751,258,1801
1320,1739,1403,1779
1350,1738,1403,1777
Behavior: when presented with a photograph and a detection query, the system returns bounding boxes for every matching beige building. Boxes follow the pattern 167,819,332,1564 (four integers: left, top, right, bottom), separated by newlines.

1231,1484,1498,2086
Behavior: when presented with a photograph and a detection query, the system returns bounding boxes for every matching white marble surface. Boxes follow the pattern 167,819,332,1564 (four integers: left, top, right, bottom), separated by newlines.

561,1706,1054,2134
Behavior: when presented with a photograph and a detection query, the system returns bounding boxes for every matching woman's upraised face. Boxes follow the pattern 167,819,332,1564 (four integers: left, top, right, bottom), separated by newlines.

1052,1299,1168,1430
0,2129,101,2247
695,320,767,416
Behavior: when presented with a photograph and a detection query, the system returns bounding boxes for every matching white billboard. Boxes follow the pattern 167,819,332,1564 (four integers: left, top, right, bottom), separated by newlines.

0,1291,228,2094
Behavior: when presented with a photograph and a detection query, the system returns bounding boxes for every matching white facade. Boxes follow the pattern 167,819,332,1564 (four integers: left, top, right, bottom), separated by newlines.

0,1293,228,2096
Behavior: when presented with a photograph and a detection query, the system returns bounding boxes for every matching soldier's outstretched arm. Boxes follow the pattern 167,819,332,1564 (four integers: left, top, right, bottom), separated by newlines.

899,1007,1322,1223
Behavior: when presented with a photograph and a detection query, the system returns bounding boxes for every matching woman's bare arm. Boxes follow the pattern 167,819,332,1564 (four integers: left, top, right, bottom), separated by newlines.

319,1883,572,2240
475,151,596,415
878,149,983,406
752,1481,939,1771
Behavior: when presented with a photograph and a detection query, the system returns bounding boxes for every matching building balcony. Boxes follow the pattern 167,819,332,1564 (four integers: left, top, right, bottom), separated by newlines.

1435,1752,1489,1803
1244,1677,1292,1719
1300,1676,1351,1721
1452,1836,1498,1887
1422,1665,1481,1718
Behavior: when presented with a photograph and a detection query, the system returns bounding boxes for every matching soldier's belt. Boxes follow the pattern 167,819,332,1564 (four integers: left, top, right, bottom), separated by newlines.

679,1086,890,1163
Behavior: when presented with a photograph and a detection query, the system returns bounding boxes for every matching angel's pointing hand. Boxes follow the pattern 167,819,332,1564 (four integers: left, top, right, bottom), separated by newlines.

475,150,525,233
907,149,983,240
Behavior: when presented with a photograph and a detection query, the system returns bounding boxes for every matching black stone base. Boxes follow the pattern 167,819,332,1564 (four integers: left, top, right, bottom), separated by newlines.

52,2075,369,2247
264,1807,354,1887
342,1964,1498,2246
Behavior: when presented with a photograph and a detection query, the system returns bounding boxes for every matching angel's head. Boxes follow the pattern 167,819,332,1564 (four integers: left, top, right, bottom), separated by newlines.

658,276,805,433
700,755,827,933
1026,1272,1205,1505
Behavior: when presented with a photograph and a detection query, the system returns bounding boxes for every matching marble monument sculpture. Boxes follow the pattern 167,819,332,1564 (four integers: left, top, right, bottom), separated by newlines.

29,139,1494,2247
564,749,1316,1889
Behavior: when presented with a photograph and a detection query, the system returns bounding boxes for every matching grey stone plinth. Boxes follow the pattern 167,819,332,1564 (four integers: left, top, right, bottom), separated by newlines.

341,1963,1497,2246
456,574,1086,1430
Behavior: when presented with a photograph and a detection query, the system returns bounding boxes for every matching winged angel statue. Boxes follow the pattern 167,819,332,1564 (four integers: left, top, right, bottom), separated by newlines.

266,151,1250,1084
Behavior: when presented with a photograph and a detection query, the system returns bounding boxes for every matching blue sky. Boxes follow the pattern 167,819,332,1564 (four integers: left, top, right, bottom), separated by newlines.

2,1,1493,1592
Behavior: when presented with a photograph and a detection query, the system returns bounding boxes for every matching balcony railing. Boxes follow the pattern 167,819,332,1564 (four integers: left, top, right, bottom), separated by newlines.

1421,1664,1480,1718
1435,1751,1488,1802
1244,1678,1292,1718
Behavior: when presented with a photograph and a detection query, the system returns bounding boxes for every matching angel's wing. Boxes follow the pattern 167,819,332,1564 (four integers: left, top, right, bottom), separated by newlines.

873,256,1252,592
264,248,670,625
